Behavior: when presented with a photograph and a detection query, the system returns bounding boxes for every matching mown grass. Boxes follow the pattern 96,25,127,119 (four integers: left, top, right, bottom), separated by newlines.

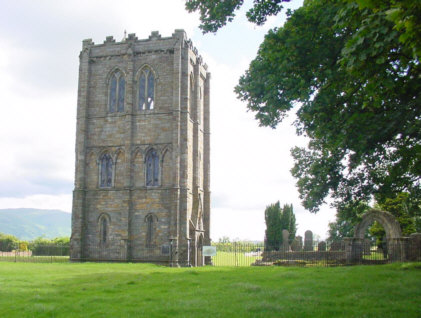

212,251,261,266
0,262,420,318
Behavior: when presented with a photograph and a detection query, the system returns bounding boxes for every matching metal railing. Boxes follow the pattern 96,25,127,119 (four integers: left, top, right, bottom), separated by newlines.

1,239,419,267
0,245,69,263
210,239,421,267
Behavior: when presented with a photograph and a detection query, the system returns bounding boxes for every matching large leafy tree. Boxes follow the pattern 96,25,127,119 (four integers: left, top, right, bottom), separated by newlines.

327,192,420,242
327,202,370,241
370,192,421,244
187,0,421,212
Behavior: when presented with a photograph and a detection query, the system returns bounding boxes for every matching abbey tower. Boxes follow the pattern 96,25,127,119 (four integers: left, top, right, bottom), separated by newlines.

70,30,210,266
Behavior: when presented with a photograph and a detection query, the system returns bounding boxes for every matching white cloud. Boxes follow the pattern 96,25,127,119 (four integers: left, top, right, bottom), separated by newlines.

0,0,335,241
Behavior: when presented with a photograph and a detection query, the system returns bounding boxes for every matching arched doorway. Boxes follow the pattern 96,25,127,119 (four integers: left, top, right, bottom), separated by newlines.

347,209,405,262
189,224,205,267
197,234,204,266
354,209,402,240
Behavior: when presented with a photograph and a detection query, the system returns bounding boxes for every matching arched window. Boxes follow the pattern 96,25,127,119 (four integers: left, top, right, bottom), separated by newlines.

189,74,194,113
109,70,125,113
100,154,113,188
99,215,109,245
145,149,159,186
138,68,155,110
146,214,154,247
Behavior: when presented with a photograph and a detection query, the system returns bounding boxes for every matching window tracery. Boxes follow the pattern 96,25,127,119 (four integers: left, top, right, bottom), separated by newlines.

109,70,125,112
138,68,155,110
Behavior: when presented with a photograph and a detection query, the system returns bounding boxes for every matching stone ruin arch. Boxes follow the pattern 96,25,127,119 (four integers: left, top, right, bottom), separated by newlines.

346,209,406,262
354,209,402,240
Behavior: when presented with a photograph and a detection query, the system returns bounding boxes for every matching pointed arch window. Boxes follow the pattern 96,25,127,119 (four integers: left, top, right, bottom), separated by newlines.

189,74,194,113
138,68,155,110
109,71,125,113
146,214,154,247
99,215,109,245
100,154,113,188
146,149,159,186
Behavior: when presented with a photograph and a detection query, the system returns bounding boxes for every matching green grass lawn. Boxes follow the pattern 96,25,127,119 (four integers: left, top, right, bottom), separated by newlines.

212,251,261,266
0,262,420,318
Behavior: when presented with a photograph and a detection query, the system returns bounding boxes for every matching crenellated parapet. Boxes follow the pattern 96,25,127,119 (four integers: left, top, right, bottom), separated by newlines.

80,30,207,69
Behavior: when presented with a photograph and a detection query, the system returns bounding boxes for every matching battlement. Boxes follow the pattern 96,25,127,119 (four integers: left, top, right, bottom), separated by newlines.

81,30,207,69
72,29,211,266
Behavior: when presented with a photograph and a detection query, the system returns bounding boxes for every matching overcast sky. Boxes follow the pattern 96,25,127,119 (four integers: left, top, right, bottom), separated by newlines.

0,0,336,241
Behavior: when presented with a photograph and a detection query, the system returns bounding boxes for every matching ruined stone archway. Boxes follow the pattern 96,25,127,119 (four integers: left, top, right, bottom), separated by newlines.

347,209,405,262
354,209,402,240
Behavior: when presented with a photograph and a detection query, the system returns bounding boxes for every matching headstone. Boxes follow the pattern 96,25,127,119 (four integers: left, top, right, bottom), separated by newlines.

291,236,303,251
318,241,326,251
304,230,313,251
330,241,345,251
282,229,290,251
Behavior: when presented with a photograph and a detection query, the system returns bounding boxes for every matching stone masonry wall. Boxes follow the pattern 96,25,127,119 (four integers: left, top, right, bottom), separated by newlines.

71,30,210,266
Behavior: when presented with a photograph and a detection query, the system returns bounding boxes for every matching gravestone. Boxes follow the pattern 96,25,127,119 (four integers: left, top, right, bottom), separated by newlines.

282,229,290,251
291,236,303,251
304,230,313,251
330,241,345,251
318,241,326,251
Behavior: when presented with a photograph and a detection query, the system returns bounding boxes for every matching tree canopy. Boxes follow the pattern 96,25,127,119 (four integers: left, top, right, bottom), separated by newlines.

186,0,421,212
327,192,420,242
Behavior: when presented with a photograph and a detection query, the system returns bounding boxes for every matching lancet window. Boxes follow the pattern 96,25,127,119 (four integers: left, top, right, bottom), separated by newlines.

109,70,125,113
138,68,155,110
100,154,113,188
99,215,109,245
145,149,159,186
146,214,154,247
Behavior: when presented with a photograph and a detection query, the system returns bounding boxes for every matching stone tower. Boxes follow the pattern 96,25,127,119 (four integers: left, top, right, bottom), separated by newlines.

70,30,210,266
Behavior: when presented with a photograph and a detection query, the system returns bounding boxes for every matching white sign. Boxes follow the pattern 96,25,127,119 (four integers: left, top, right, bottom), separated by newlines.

202,246,217,256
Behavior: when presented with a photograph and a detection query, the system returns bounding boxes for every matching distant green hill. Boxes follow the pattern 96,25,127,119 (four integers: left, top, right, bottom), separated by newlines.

0,208,71,241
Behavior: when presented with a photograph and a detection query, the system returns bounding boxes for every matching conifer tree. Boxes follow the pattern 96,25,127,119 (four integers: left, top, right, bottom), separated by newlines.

264,202,297,250
264,202,282,251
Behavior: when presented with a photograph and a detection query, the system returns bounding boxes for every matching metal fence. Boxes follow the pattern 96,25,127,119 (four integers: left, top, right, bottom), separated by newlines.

210,239,421,267
211,242,265,267
1,239,420,267
0,245,69,263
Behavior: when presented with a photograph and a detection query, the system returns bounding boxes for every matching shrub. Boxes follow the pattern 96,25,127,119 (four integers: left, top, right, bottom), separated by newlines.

28,237,70,256
18,242,28,251
0,233,19,252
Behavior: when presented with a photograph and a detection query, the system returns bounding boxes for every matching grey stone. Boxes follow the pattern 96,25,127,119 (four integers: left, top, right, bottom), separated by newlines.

70,30,211,267
281,229,290,251
318,241,326,251
329,241,345,251
291,236,303,251
304,230,313,251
